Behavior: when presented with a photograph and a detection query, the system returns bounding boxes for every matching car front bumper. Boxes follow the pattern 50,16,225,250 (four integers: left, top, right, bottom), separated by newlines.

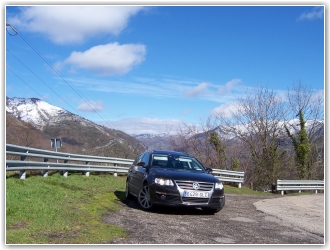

149,183,225,209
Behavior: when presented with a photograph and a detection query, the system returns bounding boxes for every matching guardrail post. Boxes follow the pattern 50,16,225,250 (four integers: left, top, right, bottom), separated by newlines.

42,158,49,177
62,171,68,177
85,162,90,177
19,155,26,180
113,164,117,177
62,160,68,178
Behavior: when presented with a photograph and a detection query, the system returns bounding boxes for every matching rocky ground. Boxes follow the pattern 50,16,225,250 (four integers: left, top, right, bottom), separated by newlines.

102,193,324,244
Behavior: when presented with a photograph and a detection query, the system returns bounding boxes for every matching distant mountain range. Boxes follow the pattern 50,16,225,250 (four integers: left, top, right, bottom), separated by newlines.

6,96,324,156
132,133,168,138
6,97,146,159
132,133,173,150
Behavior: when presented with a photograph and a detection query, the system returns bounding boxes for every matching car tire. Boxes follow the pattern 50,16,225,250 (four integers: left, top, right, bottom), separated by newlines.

125,180,133,200
138,184,154,211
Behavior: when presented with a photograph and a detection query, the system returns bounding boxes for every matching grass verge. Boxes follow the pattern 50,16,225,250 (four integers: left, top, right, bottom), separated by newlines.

224,185,273,195
6,172,127,244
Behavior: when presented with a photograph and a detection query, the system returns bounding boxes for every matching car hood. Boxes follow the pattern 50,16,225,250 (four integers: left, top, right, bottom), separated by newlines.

149,168,220,183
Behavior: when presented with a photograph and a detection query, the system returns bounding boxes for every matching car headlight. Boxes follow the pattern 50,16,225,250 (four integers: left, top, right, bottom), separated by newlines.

155,178,174,186
215,182,224,189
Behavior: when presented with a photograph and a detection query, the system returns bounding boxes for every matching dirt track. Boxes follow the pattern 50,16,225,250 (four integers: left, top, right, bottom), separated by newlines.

103,193,324,244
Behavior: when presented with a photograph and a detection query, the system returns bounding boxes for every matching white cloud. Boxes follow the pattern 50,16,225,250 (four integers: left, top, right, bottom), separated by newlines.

64,76,198,99
77,100,104,112
211,101,240,118
184,82,209,98
182,109,191,115
8,6,146,44
297,7,324,21
107,117,183,135
63,42,146,76
217,79,241,95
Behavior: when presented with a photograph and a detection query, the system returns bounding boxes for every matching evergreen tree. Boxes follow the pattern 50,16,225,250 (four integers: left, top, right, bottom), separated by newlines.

285,109,311,179
209,131,227,169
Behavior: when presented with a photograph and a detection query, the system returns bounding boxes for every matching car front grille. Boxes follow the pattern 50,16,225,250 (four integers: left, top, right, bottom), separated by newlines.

175,180,214,191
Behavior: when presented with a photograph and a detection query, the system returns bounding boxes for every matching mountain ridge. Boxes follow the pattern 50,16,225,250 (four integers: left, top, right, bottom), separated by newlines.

6,96,146,158
6,96,324,154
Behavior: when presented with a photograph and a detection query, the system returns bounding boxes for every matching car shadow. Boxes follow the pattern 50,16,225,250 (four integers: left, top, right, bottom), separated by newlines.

114,190,218,215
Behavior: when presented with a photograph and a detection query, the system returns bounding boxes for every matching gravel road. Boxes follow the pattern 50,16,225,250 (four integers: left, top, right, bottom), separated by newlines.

254,194,324,237
103,192,324,244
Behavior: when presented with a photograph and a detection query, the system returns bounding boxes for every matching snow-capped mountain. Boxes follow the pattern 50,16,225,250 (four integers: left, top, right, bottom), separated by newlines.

192,118,324,146
132,133,167,139
5,97,146,157
6,97,69,129
6,97,112,133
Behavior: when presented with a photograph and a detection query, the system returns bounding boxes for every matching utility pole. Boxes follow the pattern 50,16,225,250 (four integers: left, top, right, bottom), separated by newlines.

6,23,18,35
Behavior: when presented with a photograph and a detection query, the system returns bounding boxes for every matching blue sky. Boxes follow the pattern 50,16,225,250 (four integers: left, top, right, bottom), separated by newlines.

5,4,324,135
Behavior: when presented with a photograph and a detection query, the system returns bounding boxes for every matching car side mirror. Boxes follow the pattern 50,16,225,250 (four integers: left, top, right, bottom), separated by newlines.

137,162,147,168
206,167,213,173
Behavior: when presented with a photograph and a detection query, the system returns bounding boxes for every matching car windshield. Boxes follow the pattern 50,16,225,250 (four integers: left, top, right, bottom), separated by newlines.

151,154,205,171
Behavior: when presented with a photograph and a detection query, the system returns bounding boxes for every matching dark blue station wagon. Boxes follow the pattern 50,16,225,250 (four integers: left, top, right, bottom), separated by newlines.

125,150,225,213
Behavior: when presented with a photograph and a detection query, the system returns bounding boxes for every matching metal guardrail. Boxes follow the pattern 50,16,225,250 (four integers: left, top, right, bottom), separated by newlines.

277,179,324,195
6,143,134,163
6,144,245,188
211,169,244,188
6,144,133,179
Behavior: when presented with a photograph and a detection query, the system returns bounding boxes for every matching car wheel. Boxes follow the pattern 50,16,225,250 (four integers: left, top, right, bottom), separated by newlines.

138,184,154,211
125,180,133,200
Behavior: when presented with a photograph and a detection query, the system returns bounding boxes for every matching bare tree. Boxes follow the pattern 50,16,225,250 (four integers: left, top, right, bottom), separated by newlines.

168,118,226,169
168,121,208,164
285,81,324,179
214,85,286,190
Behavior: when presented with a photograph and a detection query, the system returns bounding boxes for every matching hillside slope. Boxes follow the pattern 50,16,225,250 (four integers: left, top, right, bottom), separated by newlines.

6,97,146,159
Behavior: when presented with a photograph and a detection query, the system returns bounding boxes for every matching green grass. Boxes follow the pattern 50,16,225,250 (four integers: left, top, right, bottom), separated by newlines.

224,184,319,196
6,172,128,244
224,185,274,195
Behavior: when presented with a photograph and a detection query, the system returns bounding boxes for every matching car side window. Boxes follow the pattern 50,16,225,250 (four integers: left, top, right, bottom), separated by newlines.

133,154,144,165
142,153,150,166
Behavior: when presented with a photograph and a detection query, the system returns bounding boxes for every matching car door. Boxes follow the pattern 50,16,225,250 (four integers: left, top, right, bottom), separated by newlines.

128,153,144,195
133,153,150,191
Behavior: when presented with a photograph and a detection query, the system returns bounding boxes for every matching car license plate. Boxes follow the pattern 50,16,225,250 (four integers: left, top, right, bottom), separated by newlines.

183,191,209,198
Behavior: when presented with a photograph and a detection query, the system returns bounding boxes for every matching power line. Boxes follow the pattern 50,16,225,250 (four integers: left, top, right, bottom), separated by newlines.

6,57,82,117
6,23,119,131
6,23,118,130
6,66,50,101
7,64,94,131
